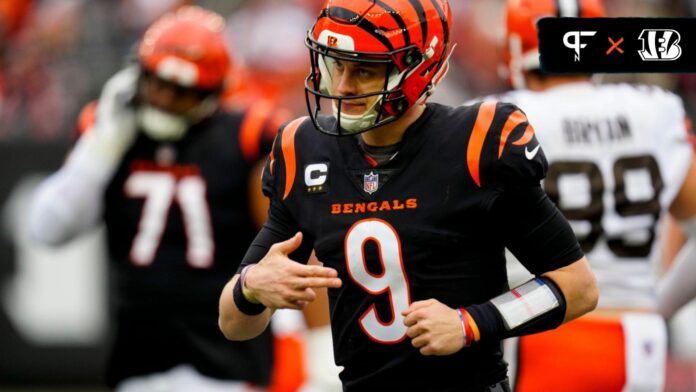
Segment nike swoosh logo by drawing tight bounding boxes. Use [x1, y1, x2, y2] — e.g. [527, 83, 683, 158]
[525, 145, 541, 160]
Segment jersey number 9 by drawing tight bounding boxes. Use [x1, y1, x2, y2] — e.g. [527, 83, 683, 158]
[345, 218, 411, 344]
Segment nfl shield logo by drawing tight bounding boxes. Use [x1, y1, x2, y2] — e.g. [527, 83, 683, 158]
[363, 171, 379, 194]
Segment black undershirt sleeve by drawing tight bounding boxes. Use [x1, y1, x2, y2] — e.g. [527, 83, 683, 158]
[489, 184, 584, 275]
[235, 199, 314, 275]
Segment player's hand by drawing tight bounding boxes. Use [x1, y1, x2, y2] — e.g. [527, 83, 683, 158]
[61, 67, 140, 190]
[90, 66, 139, 164]
[402, 299, 464, 356]
[244, 232, 342, 310]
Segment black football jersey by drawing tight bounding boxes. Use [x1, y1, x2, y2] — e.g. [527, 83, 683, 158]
[241, 102, 583, 391]
[100, 108, 276, 386]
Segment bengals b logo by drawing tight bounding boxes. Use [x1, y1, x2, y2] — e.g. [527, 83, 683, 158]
[328, 35, 338, 48]
[638, 29, 682, 61]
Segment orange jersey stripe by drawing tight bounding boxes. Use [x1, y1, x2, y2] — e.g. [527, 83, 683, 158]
[239, 100, 274, 163]
[511, 123, 535, 146]
[269, 136, 277, 176]
[467, 101, 497, 187]
[281, 117, 306, 200]
[498, 110, 527, 158]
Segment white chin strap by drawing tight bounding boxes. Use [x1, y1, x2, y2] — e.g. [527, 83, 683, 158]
[332, 98, 383, 134]
[137, 105, 189, 142]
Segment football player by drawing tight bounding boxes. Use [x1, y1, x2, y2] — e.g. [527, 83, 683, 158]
[657, 129, 696, 319]
[29, 6, 280, 391]
[476, 1, 696, 390]
[218, 1, 598, 391]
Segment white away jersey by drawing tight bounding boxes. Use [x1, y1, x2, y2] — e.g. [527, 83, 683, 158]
[491, 82, 692, 309]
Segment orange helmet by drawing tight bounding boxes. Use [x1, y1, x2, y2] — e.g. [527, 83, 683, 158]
[0, 0, 33, 38]
[138, 6, 231, 92]
[305, 0, 452, 136]
[505, 0, 605, 89]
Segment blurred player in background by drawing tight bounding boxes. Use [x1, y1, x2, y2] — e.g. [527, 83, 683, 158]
[479, 1, 696, 390]
[28, 6, 282, 391]
[219, 0, 598, 391]
[222, 0, 314, 115]
[657, 127, 696, 320]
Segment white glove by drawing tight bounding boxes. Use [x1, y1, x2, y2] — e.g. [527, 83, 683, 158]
[80, 65, 140, 171]
[28, 67, 140, 246]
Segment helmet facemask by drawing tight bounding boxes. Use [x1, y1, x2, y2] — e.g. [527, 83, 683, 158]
[305, 34, 423, 136]
[136, 70, 221, 142]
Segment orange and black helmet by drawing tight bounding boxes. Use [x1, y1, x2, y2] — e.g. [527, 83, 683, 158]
[504, 0, 605, 89]
[138, 6, 231, 92]
[305, 0, 452, 136]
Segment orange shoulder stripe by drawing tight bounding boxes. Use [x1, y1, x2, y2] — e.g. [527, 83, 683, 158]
[77, 101, 98, 136]
[498, 110, 528, 158]
[511, 123, 536, 146]
[269, 136, 277, 176]
[281, 117, 307, 200]
[467, 101, 497, 187]
[239, 100, 274, 162]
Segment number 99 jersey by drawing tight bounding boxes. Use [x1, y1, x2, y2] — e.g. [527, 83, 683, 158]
[495, 83, 692, 309]
[240, 102, 584, 390]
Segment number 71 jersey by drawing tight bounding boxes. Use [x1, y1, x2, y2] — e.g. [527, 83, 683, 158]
[101, 109, 274, 309]
[496, 83, 692, 309]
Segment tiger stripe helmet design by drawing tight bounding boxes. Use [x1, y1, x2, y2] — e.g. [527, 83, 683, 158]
[505, 0, 605, 89]
[305, 0, 453, 136]
[138, 6, 231, 92]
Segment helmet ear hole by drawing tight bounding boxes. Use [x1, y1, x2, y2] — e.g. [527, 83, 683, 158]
[383, 96, 408, 116]
[396, 98, 408, 113]
[403, 50, 422, 68]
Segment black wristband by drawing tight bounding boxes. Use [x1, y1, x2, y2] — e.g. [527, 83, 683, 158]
[232, 266, 266, 316]
[466, 276, 567, 342]
[465, 301, 506, 342]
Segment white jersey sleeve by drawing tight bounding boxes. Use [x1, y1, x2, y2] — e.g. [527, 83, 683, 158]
[29, 131, 116, 246]
[493, 83, 692, 309]
[29, 67, 139, 246]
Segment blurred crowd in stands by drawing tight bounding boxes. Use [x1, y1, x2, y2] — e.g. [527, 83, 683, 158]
[1, 0, 693, 143]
